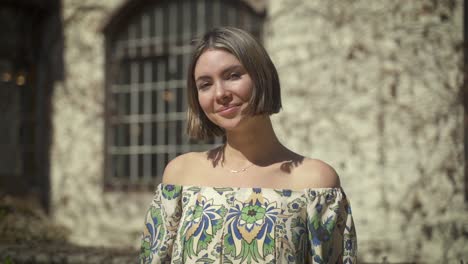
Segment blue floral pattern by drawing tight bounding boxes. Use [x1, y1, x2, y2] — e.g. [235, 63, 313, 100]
[223, 191, 283, 263]
[140, 184, 357, 263]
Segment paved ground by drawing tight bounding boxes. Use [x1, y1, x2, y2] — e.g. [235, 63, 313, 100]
[0, 243, 137, 264]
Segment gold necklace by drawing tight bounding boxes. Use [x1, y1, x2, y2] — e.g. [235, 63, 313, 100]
[223, 162, 255, 173]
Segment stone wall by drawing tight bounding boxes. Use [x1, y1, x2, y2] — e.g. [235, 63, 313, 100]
[50, 0, 268, 251]
[51, 0, 467, 262]
[266, 0, 466, 262]
[51, 0, 154, 248]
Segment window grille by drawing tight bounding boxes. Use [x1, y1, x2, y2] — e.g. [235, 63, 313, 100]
[104, 0, 264, 190]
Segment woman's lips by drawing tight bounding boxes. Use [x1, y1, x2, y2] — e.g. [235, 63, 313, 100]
[216, 104, 241, 117]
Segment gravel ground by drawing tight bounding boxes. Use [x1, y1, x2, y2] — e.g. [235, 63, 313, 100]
[0, 196, 138, 263]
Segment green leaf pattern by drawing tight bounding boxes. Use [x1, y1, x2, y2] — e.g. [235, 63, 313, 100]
[140, 185, 357, 263]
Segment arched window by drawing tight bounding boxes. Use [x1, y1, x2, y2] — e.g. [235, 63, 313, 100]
[103, 0, 264, 190]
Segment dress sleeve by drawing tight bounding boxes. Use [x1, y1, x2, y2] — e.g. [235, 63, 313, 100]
[306, 188, 357, 264]
[140, 184, 183, 264]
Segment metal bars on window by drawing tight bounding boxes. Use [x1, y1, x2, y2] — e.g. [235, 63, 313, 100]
[105, 0, 263, 189]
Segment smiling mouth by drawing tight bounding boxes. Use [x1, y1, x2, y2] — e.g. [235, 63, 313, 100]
[216, 104, 241, 116]
[217, 104, 240, 112]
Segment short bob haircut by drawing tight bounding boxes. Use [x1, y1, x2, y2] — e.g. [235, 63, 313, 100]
[186, 27, 282, 140]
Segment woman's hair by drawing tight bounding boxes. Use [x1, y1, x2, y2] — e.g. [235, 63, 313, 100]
[186, 26, 282, 140]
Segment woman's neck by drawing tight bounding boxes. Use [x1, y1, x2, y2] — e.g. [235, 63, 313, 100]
[223, 115, 289, 166]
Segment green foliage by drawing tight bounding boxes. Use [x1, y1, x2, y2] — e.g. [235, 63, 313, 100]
[0, 207, 8, 221]
[2, 256, 14, 264]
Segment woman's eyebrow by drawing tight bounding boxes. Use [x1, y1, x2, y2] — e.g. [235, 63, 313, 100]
[195, 64, 244, 82]
[221, 64, 243, 75]
[195, 75, 211, 83]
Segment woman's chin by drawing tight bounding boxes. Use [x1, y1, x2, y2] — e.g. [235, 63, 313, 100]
[214, 120, 244, 132]
[217, 123, 239, 131]
[211, 114, 261, 133]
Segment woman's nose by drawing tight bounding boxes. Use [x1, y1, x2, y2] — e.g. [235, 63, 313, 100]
[215, 81, 232, 103]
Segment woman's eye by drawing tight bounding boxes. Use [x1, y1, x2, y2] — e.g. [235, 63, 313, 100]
[198, 83, 210, 90]
[229, 72, 241, 79]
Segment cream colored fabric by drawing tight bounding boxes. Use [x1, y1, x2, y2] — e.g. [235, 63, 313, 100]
[140, 184, 357, 264]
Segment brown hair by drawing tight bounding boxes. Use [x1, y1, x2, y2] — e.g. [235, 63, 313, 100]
[186, 27, 281, 140]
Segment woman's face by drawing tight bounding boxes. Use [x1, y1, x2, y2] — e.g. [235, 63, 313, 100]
[194, 49, 253, 131]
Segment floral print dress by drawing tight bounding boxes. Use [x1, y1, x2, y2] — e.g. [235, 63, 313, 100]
[140, 184, 357, 264]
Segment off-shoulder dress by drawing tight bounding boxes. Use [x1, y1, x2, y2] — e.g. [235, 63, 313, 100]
[140, 184, 357, 264]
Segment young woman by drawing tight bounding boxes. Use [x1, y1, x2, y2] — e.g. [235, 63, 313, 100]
[140, 27, 357, 264]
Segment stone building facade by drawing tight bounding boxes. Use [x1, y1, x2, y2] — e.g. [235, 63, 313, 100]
[267, 1, 466, 262]
[50, 0, 466, 262]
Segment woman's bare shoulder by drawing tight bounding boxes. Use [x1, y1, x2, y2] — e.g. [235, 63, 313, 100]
[291, 158, 341, 189]
[161, 151, 207, 185]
